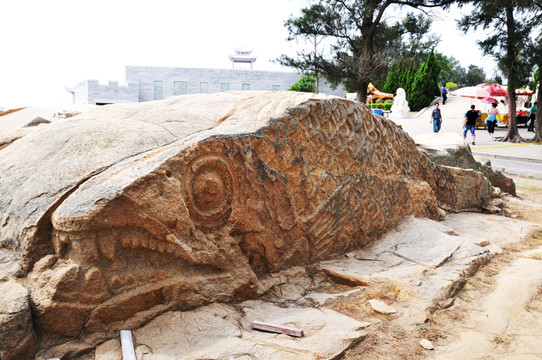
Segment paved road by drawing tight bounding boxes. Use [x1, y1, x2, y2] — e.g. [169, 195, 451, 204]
[388, 95, 542, 178]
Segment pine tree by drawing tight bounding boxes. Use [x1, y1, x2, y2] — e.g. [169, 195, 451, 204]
[408, 50, 441, 111]
[383, 62, 400, 94]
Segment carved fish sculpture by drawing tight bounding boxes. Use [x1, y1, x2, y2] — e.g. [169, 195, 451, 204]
[0, 91, 491, 338]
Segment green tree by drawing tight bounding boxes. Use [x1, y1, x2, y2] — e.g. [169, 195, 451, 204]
[288, 75, 317, 93]
[382, 61, 401, 94]
[464, 65, 486, 86]
[436, 54, 467, 87]
[408, 49, 442, 110]
[451, 0, 536, 142]
[278, 4, 331, 93]
[278, 0, 450, 103]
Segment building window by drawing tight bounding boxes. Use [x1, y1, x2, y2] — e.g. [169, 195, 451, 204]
[221, 83, 229, 92]
[154, 81, 162, 100]
[242, 84, 251, 91]
[200, 82, 208, 93]
[272, 85, 281, 91]
[174, 81, 187, 95]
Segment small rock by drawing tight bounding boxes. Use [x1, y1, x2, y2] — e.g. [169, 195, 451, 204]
[476, 240, 490, 247]
[420, 339, 434, 350]
[487, 244, 503, 255]
[368, 299, 397, 314]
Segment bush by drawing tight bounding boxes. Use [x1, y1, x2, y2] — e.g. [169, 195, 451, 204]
[366, 103, 392, 111]
[288, 76, 316, 92]
[446, 82, 457, 90]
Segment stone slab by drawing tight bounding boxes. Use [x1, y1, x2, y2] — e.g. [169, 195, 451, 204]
[121, 301, 369, 360]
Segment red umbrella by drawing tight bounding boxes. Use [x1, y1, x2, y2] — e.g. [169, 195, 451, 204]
[480, 97, 498, 104]
[452, 86, 491, 99]
[475, 83, 508, 97]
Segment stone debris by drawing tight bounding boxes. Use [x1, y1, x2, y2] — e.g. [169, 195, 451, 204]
[414, 132, 516, 196]
[96, 301, 371, 360]
[368, 299, 397, 314]
[420, 339, 434, 350]
[36, 213, 541, 359]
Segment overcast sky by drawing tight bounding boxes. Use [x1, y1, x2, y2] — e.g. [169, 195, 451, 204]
[0, 0, 495, 108]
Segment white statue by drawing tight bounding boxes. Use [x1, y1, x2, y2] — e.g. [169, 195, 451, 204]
[390, 88, 410, 119]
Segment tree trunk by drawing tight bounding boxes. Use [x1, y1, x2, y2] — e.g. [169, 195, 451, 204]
[357, 79, 369, 103]
[501, 5, 522, 143]
[532, 85, 542, 142]
[313, 36, 320, 94]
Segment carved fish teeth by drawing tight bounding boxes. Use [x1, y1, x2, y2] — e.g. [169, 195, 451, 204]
[140, 237, 149, 249]
[120, 237, 131, 248]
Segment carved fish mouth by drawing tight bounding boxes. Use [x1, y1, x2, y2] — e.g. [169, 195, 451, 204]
[33, 220, 255, 337]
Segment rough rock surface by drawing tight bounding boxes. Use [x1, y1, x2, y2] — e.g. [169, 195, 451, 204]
[55, 212, 538, 360]
[0, 280, 37, 360]
[414, 133, 516, 196]
[115, 301, 371, 360]
[0, 92, 492, 349]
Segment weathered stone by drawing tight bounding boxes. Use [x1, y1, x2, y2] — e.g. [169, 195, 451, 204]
[95, 339, 122, 360]
[414, 133, 516, 196]
[0, 280, 37, 360]
[420, 339, 434, 350]
[368, 299, 397, 314]
[123, 301, 370, 360]
[0, 248, 21, 281]
[0, 92, 492, 342]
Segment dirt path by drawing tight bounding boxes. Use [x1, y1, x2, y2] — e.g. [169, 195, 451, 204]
[427, 176, 542, 360]
[341, 175, 542, 359]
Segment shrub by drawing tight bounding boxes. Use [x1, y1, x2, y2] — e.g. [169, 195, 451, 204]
[288, 76, 316, 93]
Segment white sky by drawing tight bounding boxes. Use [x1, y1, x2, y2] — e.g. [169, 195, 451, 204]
[0, 0, 495, 108]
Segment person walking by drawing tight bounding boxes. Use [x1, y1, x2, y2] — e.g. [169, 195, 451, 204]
[485, 102, 499, 140]
[528, 101, 537, 132]
[441, 85, 448, 105]
[464, 104, 478, 145]
[430, 103, 443, 133]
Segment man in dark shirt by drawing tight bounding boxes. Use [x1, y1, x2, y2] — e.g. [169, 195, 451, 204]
[441, 85, 448, 105]
[430, 103, 443, 133]
[464, 104, 478, 145]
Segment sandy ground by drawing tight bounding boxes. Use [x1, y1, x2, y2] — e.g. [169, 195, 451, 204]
[340, 175, 542, 359]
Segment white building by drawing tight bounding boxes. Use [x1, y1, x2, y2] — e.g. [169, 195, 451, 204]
[67, 51, 346, 105]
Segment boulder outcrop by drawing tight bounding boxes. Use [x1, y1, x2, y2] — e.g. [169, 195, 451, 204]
[414, 133, 516, 196]
[0, 91, 492, 349]
[0, 280, 36, 360]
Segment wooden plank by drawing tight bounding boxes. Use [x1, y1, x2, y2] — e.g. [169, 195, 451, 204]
[251, 320, 304, 337]
[120, 330, 137, 360]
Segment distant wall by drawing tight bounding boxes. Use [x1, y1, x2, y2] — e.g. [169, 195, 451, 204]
[125, 66, 346, 102]
[69, 67, 346, 104]
[72, 80, 138, 105]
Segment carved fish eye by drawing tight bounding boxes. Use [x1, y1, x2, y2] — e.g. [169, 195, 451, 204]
[184, 154, 234, 232]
